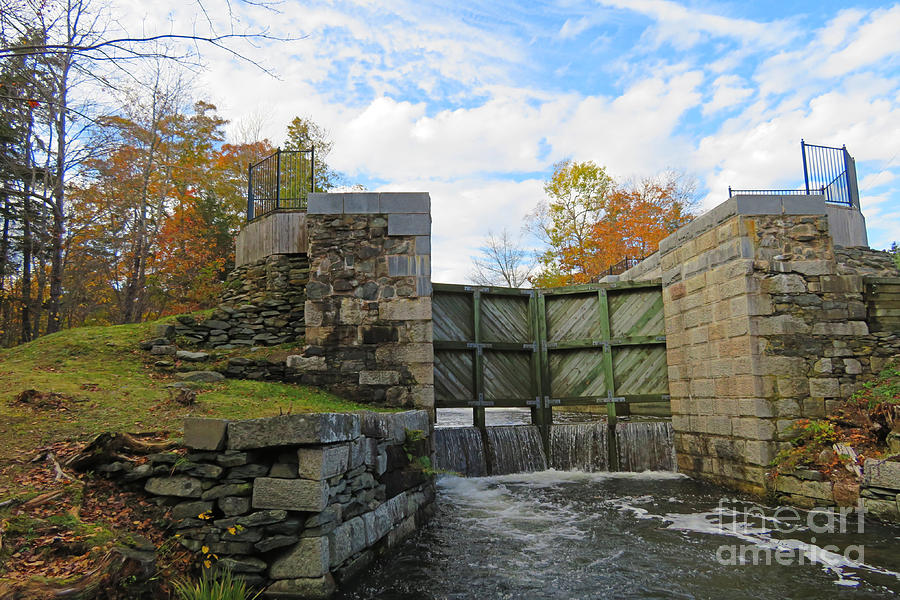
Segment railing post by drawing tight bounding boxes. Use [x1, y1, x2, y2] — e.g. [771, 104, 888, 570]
[247, 161, 253, 221]
[275, 149, 282, 210]
[801, 139, 810, 194]
[842, 145, 851, 207]
[310, 146, 316, 197]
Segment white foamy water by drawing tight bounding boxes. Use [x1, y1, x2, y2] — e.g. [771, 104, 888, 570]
[337, 471, 900, 600]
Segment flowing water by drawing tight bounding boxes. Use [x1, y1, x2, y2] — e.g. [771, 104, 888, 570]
[335, 471, 900, 599]
[616, 421, 675, 472]
[434, 421, 675, 476]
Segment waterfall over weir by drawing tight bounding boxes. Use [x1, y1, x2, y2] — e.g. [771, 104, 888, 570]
[434, 421, 675, 477]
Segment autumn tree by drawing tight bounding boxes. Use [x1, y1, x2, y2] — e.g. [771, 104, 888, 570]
[528, 162, 696, 286]
[469, 229, 535, 288]
[527, 160, 615, 286]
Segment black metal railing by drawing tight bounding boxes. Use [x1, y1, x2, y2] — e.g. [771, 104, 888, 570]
[605, 256, 643, 277]
[803, 141, 856, 207]
[728, 141, 859, 208]
[247, 148, 315, 221]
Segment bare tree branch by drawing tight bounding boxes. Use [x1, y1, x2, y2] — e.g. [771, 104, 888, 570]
[470, 229, 536, 288]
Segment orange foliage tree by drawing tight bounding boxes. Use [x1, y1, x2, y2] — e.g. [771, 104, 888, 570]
[530, 163, 696, 287]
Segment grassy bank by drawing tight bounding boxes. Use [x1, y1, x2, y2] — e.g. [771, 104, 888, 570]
[0, 317, 370, 493]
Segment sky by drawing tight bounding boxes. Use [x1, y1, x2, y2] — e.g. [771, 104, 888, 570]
[115, 0, 900, 282]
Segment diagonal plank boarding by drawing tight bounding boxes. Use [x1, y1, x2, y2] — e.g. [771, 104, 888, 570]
[433, 281, 670, 420]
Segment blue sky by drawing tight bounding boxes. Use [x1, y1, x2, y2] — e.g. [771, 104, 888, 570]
[121, 0, 900, 281]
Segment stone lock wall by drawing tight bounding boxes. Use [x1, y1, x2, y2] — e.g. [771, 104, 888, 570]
[292, 193, 435, 411]
[95, 411, 435, 599]
[163, 254, 309, 348]
[659, 195, 900, 495]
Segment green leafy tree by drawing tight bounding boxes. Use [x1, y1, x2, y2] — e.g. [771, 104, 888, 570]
[284, 116, 343, 191]
[526, 160, 615, 286]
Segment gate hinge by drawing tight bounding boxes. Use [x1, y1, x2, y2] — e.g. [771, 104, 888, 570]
[592, 340, 611, 351]
[655, 335, 666, 342]
[523, 343, 537, 352]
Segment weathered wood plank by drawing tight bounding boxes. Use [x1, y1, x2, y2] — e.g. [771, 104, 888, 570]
[235, 211, 307, 266]
[484, 351, 533, 400]
[433, 292, 474, 342]
[546, 294, 602, 341]
[434, 350, 474, 404]
[481, 295, 530, 343]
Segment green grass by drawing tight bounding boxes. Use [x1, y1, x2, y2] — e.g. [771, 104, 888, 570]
[0, 316, 376, 491]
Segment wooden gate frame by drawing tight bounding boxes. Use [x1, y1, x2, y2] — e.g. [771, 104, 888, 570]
[433, 280, 670, 466]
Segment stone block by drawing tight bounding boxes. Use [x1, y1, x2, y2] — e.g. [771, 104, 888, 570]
[219, 496, 251, 517]
[813, 358, 832, 374]
[387, 213, 430, 236]
[379, 192, 430, 214]
[342, 193, 380, 213]
[361, 411, 430, 441]
[252, 478, 329, 512]
[269, 537, 330, 579]
[732, 417, 775, 441]
[762, 273, 807, 294]
[755, 314, 809, 336]
[150, 344, 177, 355]
[375, 343, 434, 364]
[809, 378, 841, 398]
[175, 371, 225, 383]
[145, 476, 203, 498]
[170, 500, 214, 521]
[414, 236, 431, 255]
[328, 516, 368, 567]
[379, 297, 432, 321]
[811, 321, 868, 336]
[264, 575, 336, 599]
[298, 444, 350, 480]
[843, 358, 862, 375]
[864, 459, 900, 490]
[359, 370, 401, 386]
[227, 413, 360, 449]
[744, 440, 774, 465]
[286, 354, 327, 371]
[183, 418, 228, 451]
[307, 193, 344, 215]
[863, 498, 900, 522]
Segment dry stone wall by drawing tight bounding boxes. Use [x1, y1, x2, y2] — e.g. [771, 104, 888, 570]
[94, 411, 435, 599]
[294, 193, 434, 410]
[144, 254, 309, 349]
[659, 195, 900, 495]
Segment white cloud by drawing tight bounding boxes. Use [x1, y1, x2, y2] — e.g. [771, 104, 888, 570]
[703, 75, 754, 115]
[559, 17, 591, 39]
[598, 0, 797, 50]
[104, 0, 900, 273]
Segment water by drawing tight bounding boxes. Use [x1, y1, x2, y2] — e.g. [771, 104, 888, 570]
[336, 471, 900, 599]
[433, 421, 675, 476]
[484, 426, 547, 475]
[433, 427, 488, 477]
[617, 421, 675, 472]
[550, 423, 609, 471]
